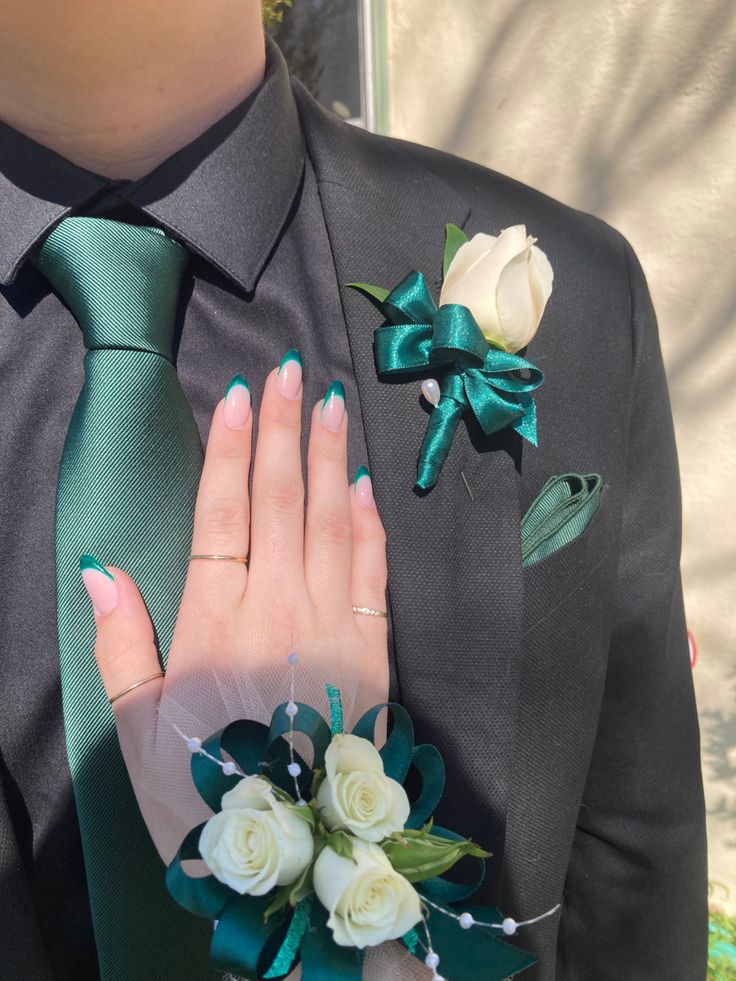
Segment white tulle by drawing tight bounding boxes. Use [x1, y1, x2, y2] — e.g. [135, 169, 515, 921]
[134, 641, 435, 979]
[225, 944, 434, 981]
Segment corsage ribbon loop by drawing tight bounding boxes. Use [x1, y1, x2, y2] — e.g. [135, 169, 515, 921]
[367, 270, 544, 490]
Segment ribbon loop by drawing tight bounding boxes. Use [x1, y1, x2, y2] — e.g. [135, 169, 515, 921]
[364, 272, 544, 490]
[429, 303, 490, 366]
[383, 269, 438, 325]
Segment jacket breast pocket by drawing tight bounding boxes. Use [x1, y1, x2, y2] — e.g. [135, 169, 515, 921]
[521, 485, 617, 636]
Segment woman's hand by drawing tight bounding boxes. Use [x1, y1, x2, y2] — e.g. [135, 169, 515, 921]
[81, 354, 389, 862]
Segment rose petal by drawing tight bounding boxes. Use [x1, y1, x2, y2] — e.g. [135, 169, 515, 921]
[440, 225, 532, 344]
[387, 776, 411, 830]
[313, 845, 356, 918]
[220, 774, 275, 812]
[495, 247, 537, 352]
[529, 244, 554, 325]
[391, 880, 423, 938]
[440, 231, 497, 298]
[325, 733, 385, 781]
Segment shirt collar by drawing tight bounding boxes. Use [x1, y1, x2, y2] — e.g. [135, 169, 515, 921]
[0, 34, 305, 292]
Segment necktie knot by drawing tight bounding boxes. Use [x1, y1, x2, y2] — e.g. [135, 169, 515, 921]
[33, 216, 188, 360]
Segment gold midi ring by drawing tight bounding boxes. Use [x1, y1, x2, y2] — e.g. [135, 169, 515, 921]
[189, 554, 248, 564]
[109, 671, 165, 705]
[352, 605, 388, 618]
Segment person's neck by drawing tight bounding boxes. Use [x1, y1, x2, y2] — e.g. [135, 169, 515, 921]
[0, 1, 266, 180]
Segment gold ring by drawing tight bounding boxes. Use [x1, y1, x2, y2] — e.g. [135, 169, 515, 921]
[109, 671, 165, 705]
[352, 605, 388, 618]
[189, 554, 248, 564]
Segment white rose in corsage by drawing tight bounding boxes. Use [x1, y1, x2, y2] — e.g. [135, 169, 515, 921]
[313, 839, 423, 948]
[198, 774, 314, 896]
[439, 224, 554, 353]
[316, 732, 410, 842]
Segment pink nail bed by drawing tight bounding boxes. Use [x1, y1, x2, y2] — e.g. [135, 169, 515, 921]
[321, 381, 346, 432]
[224, 376, 251, 429]
[354, 466, 374, 509]
[276, 349, 303, 400]
[80, 555, 118, 616]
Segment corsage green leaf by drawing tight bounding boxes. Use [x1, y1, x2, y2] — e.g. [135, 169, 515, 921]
[383, 830, 491, 884]
[285, 802, 317, 830]
[442, 222, 469, 281]
[263, 883, 294, 921]
[288, 862, 315, 907]
[325, 830, 355, 860]
[263, 861, 316, 922]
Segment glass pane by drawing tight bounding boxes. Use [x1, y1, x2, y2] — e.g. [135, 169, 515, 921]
[267, 0, 364, 123]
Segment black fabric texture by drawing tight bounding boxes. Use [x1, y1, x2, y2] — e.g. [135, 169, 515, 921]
[0, 32, 707, 981]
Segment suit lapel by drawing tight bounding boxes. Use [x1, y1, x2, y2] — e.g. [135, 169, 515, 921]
[292, 78, 525, 900]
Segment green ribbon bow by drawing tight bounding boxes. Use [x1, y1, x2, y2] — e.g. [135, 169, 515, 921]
[348, 266, 544, 491]
[166, 691, 535, 981]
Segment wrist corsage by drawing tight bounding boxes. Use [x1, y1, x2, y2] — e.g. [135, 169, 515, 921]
[166, 657, 558, 980]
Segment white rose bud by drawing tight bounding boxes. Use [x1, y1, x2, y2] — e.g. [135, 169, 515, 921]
[199, 775, 313, 896]
[316, 733, 410, 843]
[439, 224, 553, 353]
[313, 840, 422, 948]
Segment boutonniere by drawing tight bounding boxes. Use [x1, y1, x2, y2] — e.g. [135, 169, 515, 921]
[347, 223, 553, 490]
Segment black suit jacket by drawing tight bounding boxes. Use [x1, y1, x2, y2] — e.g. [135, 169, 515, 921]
[0, 71, 707, 980]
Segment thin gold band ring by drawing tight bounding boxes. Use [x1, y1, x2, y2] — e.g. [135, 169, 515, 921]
[109, 671, 165, 705]
[189, 554, 248, 564]
[352, 606, 388, 618]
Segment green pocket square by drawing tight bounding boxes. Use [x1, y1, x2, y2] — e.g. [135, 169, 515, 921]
[521, 473, 603, 568]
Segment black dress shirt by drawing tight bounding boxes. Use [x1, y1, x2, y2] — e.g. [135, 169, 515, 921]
[0, 35, 371, 979]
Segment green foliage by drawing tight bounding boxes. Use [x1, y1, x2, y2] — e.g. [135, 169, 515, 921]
[442, 222, 469, 282]
[382, 823, 491, 884]
[345, 282, 392, 309]
[284, 801, 317, 830]
[262, 0, 293, 29]
[709, 906, 736, 980]
[325, 830, 355, 860]
[264, 862, 315, 921]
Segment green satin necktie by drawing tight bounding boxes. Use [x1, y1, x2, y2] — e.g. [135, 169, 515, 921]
[33, 216, 216, 979]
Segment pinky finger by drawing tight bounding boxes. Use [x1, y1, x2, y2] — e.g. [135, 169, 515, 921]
[349, 466, 388, 632]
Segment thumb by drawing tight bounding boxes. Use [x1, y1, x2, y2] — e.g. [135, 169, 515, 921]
[80, 555, 163, 725]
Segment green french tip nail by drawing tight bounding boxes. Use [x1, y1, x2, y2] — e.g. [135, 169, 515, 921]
[79, 554, 114, 580]
[278, 348, 302, 374]
[354, 465, 370, 485]
[226, 374, 249, 394]
[322, 380, 346, 409]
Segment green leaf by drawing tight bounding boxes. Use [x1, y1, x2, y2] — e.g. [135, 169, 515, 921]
[285, 802, 317, 830]
[442, 223, 469, 282]
[346, 281, 390, 302]
[309, 766, 325, 800]
[263, 883, 293, 921]
[289, 864, 314, 907]
[345, 281, 391, 315]
[265, 780, 296, 805]
[383, 831, 491, 883]
[326, 831, 355, 860]
[262, 0, 292, 29]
